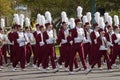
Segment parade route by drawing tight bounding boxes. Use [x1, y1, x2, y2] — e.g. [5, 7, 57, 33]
[0, 65, 120, 80]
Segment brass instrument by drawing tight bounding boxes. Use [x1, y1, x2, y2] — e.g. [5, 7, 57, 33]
[0, 39, 3, 48]
[104, 39, 111, 55]
[107, 47, 111, 55]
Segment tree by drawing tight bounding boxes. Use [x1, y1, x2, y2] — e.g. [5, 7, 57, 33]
[18, 0, 91, 18]
[17, 0, 92, 28]
[1, 0, 119, 27]
[0, 0, 13, 17]
[96, 0, 120, 18]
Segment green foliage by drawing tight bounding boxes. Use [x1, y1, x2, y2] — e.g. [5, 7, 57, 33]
[1, 0, 120, 18]
[0, 0, 120, 27]
[18, 0, 120, 18]
[96, 0, 120, 11]
[110, 9, 120, 20]
[0, 0, 13, 17]
[18, 0, 91, 18]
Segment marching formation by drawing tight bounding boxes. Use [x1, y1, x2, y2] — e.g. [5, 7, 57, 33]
[0, 6, 120, 75]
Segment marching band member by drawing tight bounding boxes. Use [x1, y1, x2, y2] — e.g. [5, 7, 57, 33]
[12, 25, 26, 71]
[83, 15, 93, 65]
[69, 18, 80, 72]
[42, 11, 58, 72]
[32, 14, 41, 68]
[10, 25, 19, 71]
[9, 14, 20, 70]
[12, 14, 26, 71]
[98, 17, 106, 65]
[36, 25, 45, 70]
[104, 15, 114, 66]
[58, 16, 79, 71]
[105, 26, 113, 50]
[0, 28, 3, 70]
[57, 11, 70, 71]
[105, 26, 114, 65]
[36, 15, 46, 69]
[2, 30, 10, 66]
[8, 26, 17, 64]
[57, 12, 67, 68]
[69, 6, 91, 74]
[90, 12, 101, 69]
[8, 14, 19, 64]
[110, 15, 120, 68]
[69, 18, 89, 74]
[24, 17, 34, 66]
[8, 14, 19, 63]
[90, 23, 101, 68]
[0, 43, 2, 71]
[0, 18, 8, 66]
[88, 28, 112, 74]
[32, 24, 40, 68]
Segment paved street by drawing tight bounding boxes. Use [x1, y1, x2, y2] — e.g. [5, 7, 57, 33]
[1, 64, 120, 80]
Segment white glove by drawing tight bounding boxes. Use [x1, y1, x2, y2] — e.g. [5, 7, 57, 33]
[51, 38, 56, 41]
[70, 41, 73, 45]
[94, 39, 97, 44]
[21, 38, 26, 42]
[105, 48, 108, 50]
[52, 38, 56, 43]
[114, 38, 120, 43]
[107, 42, 113, 47]
[17, 38, 25, 43]
[39, 42, 45, 46]
[102, 37, 106, 40]
[61, 39, 67, 44]
[99, 45, 108, 50]
[74, 37, 83, 43]
[84, 39, 91, 43]
[10, 41, 14, 45]
[46, 39, 53, 44]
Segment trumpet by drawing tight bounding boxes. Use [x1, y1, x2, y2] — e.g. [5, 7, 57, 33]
[0, 39, 3, 48]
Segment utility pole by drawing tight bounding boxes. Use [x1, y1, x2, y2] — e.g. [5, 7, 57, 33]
[91, 0, 96, 26]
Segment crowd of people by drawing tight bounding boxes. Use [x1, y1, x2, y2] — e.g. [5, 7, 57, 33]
[0, 6, 120, 75]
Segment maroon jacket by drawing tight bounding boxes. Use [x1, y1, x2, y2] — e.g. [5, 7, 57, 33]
[90, 31, 97, 44]
[8, 32, 14, 43]
[36, 33, 46, 45]
[105, 32, 111, 42]
[57, 28, 71, 45]
[70, 27, 78, 44]
[33, 31, 38, 43]
[112, 34, 118, 45]
[97, 36, 103, 49]
[12, 32, 19, 46]
[41, 31, 49, 45]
